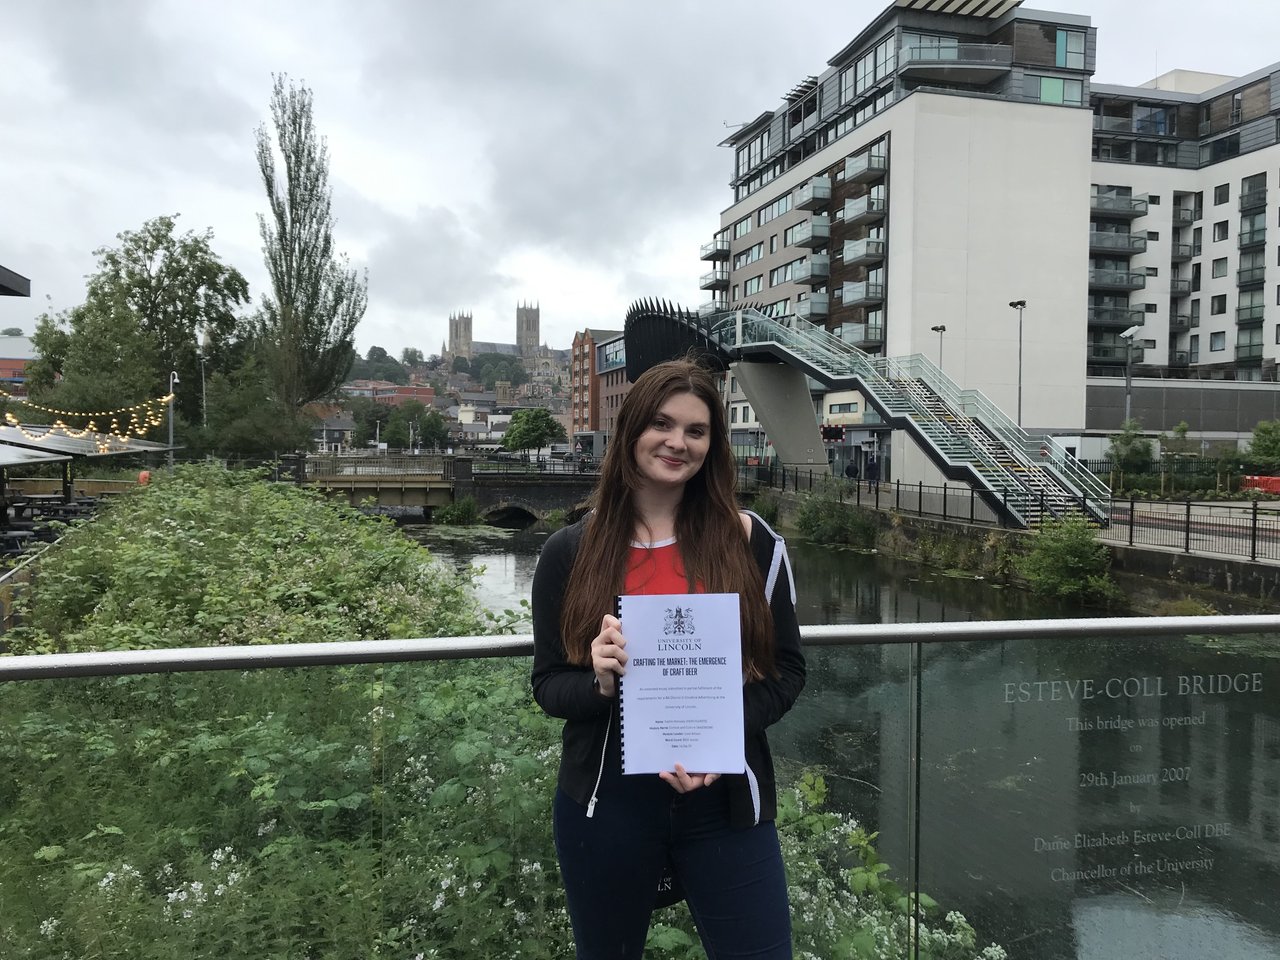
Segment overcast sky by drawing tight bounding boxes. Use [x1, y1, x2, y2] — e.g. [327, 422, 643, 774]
[3, 1, 1278, 359]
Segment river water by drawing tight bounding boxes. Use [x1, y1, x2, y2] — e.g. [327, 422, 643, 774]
[404, 523, 1280, 960]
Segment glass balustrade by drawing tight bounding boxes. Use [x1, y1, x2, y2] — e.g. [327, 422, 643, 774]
[2, 620, 1278, 959]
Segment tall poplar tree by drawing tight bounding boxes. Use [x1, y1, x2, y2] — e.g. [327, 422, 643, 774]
[255, 75, 367, 411]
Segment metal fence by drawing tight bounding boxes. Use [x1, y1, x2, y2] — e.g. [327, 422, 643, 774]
[1101, 498, 1280, 562]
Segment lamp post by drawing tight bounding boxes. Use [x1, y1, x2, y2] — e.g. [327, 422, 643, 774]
[930, 324, 946, 373]
[1119, 325, 1156, 424]
[196, 353, 208, 428]
[1008, 300, 1026, 427]
[168, 370, 180, 469]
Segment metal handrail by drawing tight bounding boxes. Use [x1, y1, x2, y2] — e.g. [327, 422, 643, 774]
[5, 617, 1280, 680]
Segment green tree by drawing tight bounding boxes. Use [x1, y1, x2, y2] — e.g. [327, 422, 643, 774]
[345, 395, 391, 448]
[25, 215, 249, 427]
[420, 409, 449, 450]
[502, 408, 566, 455]
[1, 327, 22, 336]
[1246, 419, 1280, 466]
[1107, 418, 1154, 473]
[255, 75, 367, 413]
[348, 345, 408, 384]
[400, 347, 424, 367]
[451, 355, 470, 374]
[204, 355, 315, 458]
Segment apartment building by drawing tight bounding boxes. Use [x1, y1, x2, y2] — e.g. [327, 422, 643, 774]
[705, 0, 1280, 469]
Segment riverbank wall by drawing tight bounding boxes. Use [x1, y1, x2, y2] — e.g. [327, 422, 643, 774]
[766, 491, 1279, 615]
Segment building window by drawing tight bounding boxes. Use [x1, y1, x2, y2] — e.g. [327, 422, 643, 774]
[731, 406, 738, 424]
[1189, 334, 1200, 363]
[770, 235, 778, 254]
[757, 194, 792, 227]
[1145, 266, 1159, 277]
[1213, 221, 1229, 241]
[1230, 92, 1242, 125]
[1211, 294, 1226, 315]
[1210, 331, 1225, 351]
[783, 223, 803, 247]
[733, 243, 764, 269]
[733, 217, 752, 239]
[743, 275, 763, 296]
[1055, 29, 1085, 68]
[1025, 75, 1084, 106]
[1190, 299, 1201, 326]
[1212, 257, 1228, 278]
[769, 259, 803, 286]
[1144, 303, 1158, 313]
[1147, 230, 1160, 241]
[1214, 184, 1229, 205]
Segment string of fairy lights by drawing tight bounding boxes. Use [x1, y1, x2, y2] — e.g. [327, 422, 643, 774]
[0, 387, 173, 453]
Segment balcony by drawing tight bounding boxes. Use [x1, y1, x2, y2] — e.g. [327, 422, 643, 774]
[791, 215, 831, 249]
[1087, 343, 1139, 363]
[1237, 304, 1266, 323]
[897, 42, 1012, 84]
[841, 280, 885, 306]
[698, 299, 729, 316]
[794, 293, 829, 321]
[1092, 115, 1178, 138]
[1169, 241, 1199, 262]
[1090, 194, 1148, 219]
[1236, 343, 1264, 361]
[1087, 307, 1145, 328]
[1239, 190, 1267, 212]
[842, 152, 888, 184]
[842, 237, 886, 266]
[699, 268, 730, 291]
[1168, 349, 1190, 367]
[1088, 232, 1147, 255]
[700, 238, 731, 261]
[794, 176, 832, 211]
[1088, 269, 1146, 291]
[792, 255, 829, 286]
[1172, 207, 1198, 225]
[1239, 228, 1266, 249]
[1169, 278, 1192, 297]
[1169, 313, 1192, 332]
[841, 195, 886, 225]
[841, 321, 884, 347]
[1237, 266, 1266, 287]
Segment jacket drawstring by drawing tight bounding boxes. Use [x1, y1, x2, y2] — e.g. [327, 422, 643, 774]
[586, 709, 611, 817]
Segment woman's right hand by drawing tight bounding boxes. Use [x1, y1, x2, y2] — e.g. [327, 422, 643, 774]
[590, 614, 627, 698]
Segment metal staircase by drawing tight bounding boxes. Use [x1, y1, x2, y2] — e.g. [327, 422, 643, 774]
[703, 308, 1110, 528]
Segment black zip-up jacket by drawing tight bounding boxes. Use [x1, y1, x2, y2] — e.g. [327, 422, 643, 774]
[530, 511, 805, 829]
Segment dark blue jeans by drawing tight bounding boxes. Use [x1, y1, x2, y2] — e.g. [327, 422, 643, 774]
[552, 770, 792, 959]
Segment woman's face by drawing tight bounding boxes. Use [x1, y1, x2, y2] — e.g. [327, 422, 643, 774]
[632, 391, 712, 492]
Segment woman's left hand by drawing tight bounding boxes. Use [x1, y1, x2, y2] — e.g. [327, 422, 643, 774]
[659, 763, 719, 794]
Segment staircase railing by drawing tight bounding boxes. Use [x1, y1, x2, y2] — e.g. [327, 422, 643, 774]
[705, 309, 1110, 525]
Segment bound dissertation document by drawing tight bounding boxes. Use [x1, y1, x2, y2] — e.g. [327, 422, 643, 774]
[618, 592, 745, 776]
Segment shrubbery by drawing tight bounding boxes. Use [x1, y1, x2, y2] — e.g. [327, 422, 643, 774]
[433, 494, 480, 525]
[795, 488, 878, 548]
[1020, 515, 1120, 608]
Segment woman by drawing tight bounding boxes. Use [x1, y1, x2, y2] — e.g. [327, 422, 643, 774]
[531, 358, 805, 958]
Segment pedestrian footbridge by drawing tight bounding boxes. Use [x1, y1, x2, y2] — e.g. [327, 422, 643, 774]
[623, 300, 1109, 530]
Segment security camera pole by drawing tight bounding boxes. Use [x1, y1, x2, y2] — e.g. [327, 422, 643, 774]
[1007, 300, 1026, 426]
[930, 324, 947, 373]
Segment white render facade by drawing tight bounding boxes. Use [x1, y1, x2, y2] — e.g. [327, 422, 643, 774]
[707, 0, 1280, 477]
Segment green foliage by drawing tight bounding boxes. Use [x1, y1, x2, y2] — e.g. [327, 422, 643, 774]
[796, 488, 877, 548]
[347, 345, 408, 385]
[434, 496, 480, 526]
[26, 214, 249, 428]
[744, 491, 780, 525]
[1246, 419, 1280, 468]
[5, 465, 492, 656]
[1108, 419, 1154, 474]
[471, 352, 528, 390]
[502, 408, 566, 454]
[451, 355, 470, 374]
[400, 347, 425, 367]
[1020, 515, 1120, 608]
[203, 355, 316, 459]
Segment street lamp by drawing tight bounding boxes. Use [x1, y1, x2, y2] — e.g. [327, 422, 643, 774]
[196, 353, 208, 428]
[1008, 300, 1026, 427]
[168, 370, 180, 469]
[930, 324, 946, 373]
[1118, 325, 1156, 423]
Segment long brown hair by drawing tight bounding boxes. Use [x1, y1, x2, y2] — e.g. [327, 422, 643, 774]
[559, 358, 776, 679]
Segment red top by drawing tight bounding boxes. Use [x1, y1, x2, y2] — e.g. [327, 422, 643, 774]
[624, 539, 702, 595]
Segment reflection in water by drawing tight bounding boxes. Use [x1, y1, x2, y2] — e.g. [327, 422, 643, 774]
[407, 525, 1280, 960]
